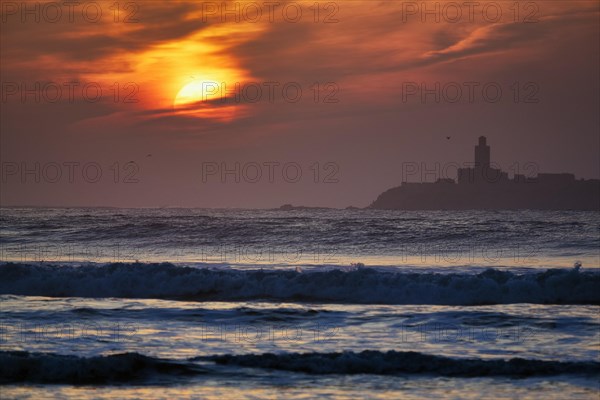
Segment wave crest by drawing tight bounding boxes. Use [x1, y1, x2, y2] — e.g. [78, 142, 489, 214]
[2, 350, 597, 384]
[204, 350, 600, 377]
[1, 263, 599, 305]
[0, 351, 201, 384]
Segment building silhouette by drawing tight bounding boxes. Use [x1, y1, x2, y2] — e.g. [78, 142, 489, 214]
[370, 137, 599, 210]
[457, 136, 509, 185]
[475, 135, 490, 168]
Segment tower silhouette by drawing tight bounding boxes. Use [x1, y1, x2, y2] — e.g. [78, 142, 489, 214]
[475, 136, 490, 169]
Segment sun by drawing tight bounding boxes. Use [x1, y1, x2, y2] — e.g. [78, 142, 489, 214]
[173, 79, 241, 121]
[174, 79, 222, 107]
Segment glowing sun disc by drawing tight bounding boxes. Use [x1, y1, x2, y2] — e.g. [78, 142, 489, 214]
[174, 80, 222, 107]
[173, 80, 241, 122]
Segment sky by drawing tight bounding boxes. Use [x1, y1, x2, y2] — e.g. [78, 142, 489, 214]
[1, 0, 599, 208]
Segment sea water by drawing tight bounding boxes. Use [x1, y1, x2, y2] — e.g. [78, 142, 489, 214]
[1, 208, 599, 399]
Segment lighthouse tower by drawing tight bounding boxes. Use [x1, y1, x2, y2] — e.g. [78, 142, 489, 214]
[457, 136, 507, 184]
[475, 136, 490, 169]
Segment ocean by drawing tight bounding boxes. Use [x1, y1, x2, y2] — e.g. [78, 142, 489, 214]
[1, 208, 599, 399]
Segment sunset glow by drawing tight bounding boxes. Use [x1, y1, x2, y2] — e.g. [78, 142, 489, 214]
[1, 1, 599, 398]
[1, 0, 598, 206]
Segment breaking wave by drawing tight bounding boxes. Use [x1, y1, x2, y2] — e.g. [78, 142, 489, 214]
[1, 262, 599, 305]
[1, 350, 597, 384]
[0, 351, 202, 384]
[202, 350, 600, 377]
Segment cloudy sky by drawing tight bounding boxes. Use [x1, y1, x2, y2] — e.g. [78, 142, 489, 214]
[1, 1, 598, 208]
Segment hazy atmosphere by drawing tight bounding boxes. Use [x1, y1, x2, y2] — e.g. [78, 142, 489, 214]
[1, 2, 599, 399]
[1, 1, 598, 208]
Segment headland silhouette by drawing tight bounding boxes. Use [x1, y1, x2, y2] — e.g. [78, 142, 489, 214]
[370, 137, 600, 210]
